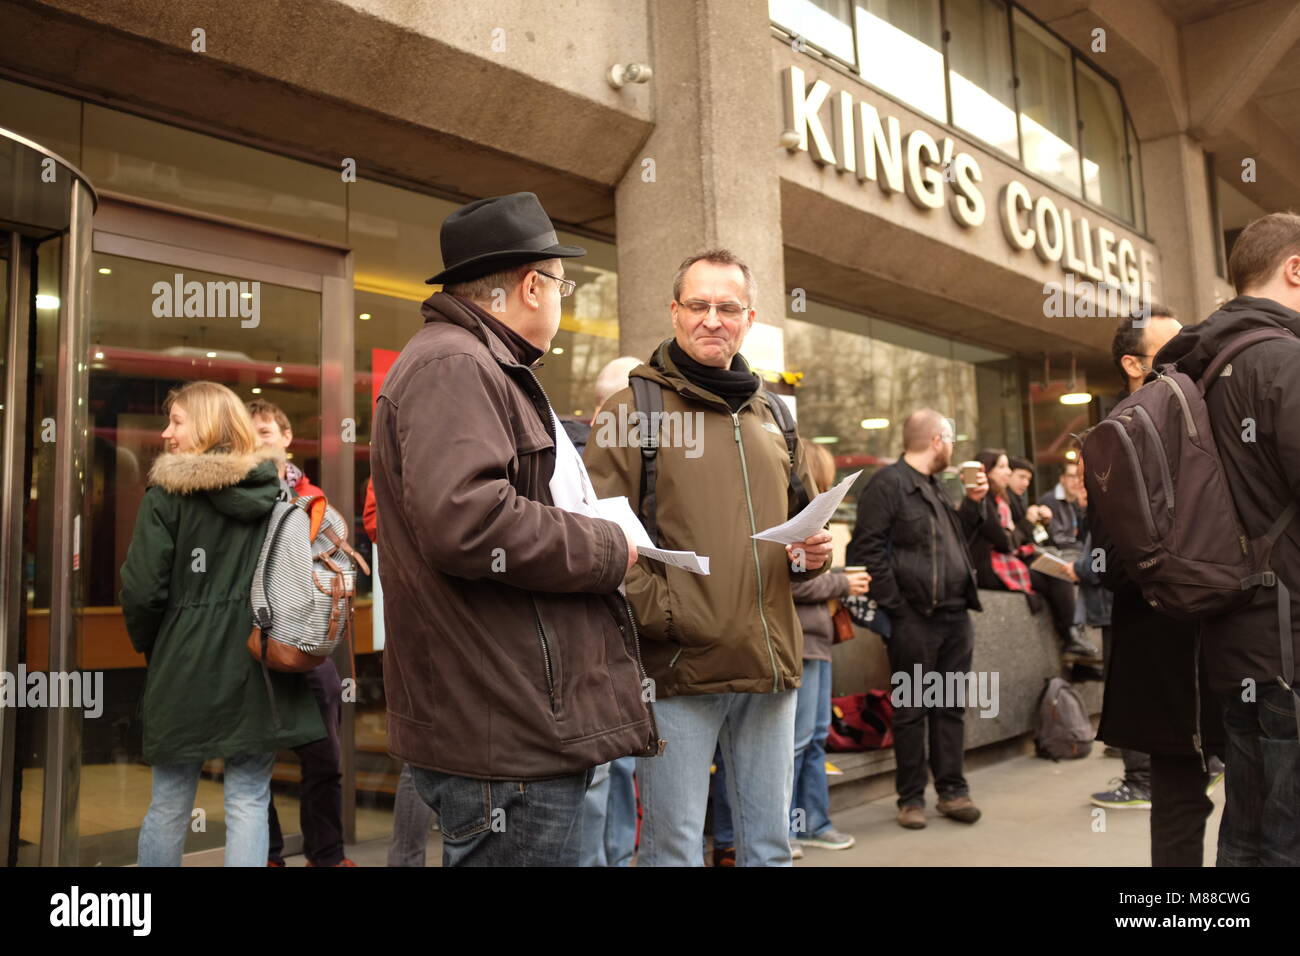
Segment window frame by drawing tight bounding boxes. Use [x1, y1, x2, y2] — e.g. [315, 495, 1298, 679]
[770, 0, 1147, 233]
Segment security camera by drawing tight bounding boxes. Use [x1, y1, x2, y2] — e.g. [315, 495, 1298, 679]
[608, 63, 653, 89]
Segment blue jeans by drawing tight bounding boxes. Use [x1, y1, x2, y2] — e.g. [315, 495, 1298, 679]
[637, 691, 796, 867]
[387, 763, 435, 867]
[790, 658, 834, 839]
[579, 756, 638, 866]
[1217, 683, 1300, 866]
[137, 752, 275, 866]
[411, 766, 591, 866]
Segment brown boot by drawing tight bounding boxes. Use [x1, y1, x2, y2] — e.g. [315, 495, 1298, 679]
[896, 806, 926, 829]
[936, 796, 982, 824]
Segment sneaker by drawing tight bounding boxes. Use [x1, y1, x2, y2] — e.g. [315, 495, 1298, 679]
[824, 760, 844, 776]
[1063, 638, 1102, 660]
[936, 796, 982, 823]
[267, 859, 285, 868]
[1206, 756, 1226, 795]
[791, 843, 804, 860]
[897, 805, 926, 829]
[796, 828, 856, 850]
[1090, 779, 1151, 809]
[306, 858, 358, 867]
[711, 845, 735, 867]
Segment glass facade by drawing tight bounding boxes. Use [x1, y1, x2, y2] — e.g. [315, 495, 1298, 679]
[0, 77, 622, 863]
[783, 299, 1023, 514]
[771, 0, 1144, 227]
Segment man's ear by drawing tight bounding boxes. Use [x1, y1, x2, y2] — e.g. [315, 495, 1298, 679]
[1119, 354, 1142, 381]
[520, 270, 541, 310]
[1284, 254, 1300, 287]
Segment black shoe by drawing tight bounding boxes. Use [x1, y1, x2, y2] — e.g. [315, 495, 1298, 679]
[1070, 662, 1105, 682]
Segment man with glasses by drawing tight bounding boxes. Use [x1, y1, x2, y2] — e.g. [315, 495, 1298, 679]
[847, 410, 990, 829]
[372, 192, 657, 866]
[584, 249, 833, 866]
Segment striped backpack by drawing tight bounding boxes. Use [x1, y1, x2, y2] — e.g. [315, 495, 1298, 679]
[246, 492, 370, 675]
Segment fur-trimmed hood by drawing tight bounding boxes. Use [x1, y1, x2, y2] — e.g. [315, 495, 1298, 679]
[149, 446, 284, 522]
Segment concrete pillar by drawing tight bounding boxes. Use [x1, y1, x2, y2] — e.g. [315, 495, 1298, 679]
[614, 0, 787, 364]
[1139, 132, 1225, 323]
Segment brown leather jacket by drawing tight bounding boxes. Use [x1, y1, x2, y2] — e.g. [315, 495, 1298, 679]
[371, 292, 658, 780]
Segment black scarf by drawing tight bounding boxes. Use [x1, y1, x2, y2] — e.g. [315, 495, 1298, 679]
[667, 340, 760, 411]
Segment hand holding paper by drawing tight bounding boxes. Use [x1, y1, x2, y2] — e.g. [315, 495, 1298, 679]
[754, 470, 862, 545]
[594, 496, 711, 575]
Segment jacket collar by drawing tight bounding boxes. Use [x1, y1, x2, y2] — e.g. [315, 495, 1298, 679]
[1156, 294, 1300, 380]
[149, 446, 282, 495]
[420, 291, 543, 370]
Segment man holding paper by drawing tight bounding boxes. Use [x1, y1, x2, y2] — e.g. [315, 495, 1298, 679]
[584, 248, 831, 867]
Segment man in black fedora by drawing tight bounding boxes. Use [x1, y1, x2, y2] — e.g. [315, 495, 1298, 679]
[371, 192, 660, 866]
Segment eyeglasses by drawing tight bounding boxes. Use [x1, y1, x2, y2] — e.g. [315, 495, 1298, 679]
[535, 269, 576, 298]
[676, 299, 750, 319]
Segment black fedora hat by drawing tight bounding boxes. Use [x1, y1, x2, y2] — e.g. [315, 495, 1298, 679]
[426, 192, 586, 285]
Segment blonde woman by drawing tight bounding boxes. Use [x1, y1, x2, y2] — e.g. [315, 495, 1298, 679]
[122, 381, 324, 866]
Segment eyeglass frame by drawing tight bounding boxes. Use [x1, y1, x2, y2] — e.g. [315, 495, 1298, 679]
[673, 298, 752, 318]
[534, 268, 576, 298]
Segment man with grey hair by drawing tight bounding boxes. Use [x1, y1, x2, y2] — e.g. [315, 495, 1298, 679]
[585, 248, 833, 867]
[847, 409, 989, 829]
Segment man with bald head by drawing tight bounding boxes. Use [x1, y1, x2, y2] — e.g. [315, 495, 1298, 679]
[847, 409, 990, 829]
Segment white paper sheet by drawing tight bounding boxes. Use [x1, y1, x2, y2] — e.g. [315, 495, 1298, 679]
[594, 496, 711, 575]
[752, 470, 863, 545]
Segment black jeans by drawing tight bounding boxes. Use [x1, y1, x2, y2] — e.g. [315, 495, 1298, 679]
[1149, 753, 1213, 866]
[887, 603, 974, 808]
[1100, 627, 1152, 791]
[1217, 683, 1300, 866]
[1029, 569, 1076, 644]
[268, 658, 344, 866]
[411, 766, 592, 866]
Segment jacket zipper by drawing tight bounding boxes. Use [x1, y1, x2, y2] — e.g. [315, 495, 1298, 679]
[532, 597, 555, 709]
[930, 513, 939, 612]
[733, 411, 782, 693]
[1192, 626, 1207, 773]
[621, 593, 665, 756]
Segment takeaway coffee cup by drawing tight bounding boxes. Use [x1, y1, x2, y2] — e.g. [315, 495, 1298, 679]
[960, 461, 983, 488]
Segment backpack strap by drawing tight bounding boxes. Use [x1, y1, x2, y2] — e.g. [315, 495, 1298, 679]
[629, 377, 664, 546]
[1199, 328, 1296, 393]
[1241, 501, 1300, 739]
[761, 389, 812, 515]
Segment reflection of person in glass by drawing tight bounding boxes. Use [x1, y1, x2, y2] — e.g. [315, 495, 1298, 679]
[121, 381, 325, 866]
[248, 399, 353, 868]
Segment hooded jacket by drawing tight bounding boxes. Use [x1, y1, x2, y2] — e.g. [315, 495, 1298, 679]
[371, 292, 657, 781]
[582, 339, 825, 698]
[120, 447, 326, 765]
[1154, 294, 1300, 695]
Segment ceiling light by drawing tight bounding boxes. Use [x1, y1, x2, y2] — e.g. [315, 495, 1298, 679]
[552, 347, 564, 355]
[359, 312, 371, 320]
[275, 366, 283, 374]
[860, 418, 890, 429]
[35, 294, 59, 309]
[206, 351, 217, 358]
[97, 267, 112, 275]
[811, 436, 839, 444]
[251, 387, 262, 394]
[1060, 392, 1093, 405]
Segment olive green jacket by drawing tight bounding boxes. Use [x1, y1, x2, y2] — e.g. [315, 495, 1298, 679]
[584, 340, 825, 697]
[120, 447, 325, 765]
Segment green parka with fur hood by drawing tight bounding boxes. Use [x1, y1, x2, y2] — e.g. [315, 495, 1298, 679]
[120, 446, 325, 766]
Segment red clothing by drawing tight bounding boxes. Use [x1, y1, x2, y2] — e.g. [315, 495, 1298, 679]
[989, 496, 1034, 593]
[362, 478, 378, 543]
[293, 472, 325, 500]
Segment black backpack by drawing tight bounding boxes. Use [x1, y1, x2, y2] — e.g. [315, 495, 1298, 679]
[628, 377, 807, 544]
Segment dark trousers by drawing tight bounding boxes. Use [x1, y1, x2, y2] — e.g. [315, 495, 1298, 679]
[887, 604, 974, 808]
[1029, 569, 1076, 643]
[268, 658, 344, 866]
[1149, 753, 1213, 866]
[1217, 683, 1300, 866]
[1100, 627, 1152, 791]
[410, 766, 592, 866]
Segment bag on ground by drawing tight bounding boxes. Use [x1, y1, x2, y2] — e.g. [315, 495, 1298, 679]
[827, 690, 894, 752]
[1034, 677, 1094, 761]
